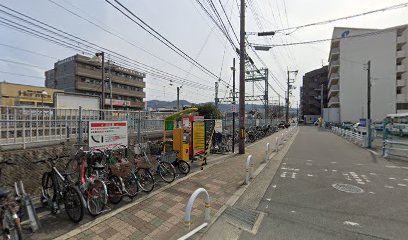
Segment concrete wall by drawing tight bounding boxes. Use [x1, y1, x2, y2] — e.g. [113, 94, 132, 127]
[323, 108, 340, 123]
[339, 29, 396, 122]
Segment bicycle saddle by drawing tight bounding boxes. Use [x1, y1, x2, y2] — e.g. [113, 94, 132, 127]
[92, 162, 105, 170]
[0, 188, 10, 199]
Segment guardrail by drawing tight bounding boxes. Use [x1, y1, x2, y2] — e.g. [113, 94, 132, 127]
[331, 127, 365, 147]
[383, 140, 408, 159]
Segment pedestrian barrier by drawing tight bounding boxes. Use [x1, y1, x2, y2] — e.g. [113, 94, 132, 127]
[331, 127, 365, 147]
[179, 188, 211, 240]
[383, 140, 408, 159]
[264, 143, 270, 163]
[245, 155, 254, 185]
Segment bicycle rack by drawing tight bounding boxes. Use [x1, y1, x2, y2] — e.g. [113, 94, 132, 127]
[15, 181, 41, 232]
[245, 155, 254, 185]
[178, 188, 210, 240]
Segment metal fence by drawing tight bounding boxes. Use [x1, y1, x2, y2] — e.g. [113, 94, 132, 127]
[0, 105, 281, 149]
[331, 126, 366, 147]
[0, 106, 167, 148]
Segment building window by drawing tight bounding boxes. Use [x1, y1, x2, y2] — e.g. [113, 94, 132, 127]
[397, 89, 402, 94]
[397, 103, 408, 110]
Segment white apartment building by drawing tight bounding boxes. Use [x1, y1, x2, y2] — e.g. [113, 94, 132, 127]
[327, 25, 408, 123]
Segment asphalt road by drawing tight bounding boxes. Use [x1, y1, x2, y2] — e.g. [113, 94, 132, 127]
[240, 126, 408, 240]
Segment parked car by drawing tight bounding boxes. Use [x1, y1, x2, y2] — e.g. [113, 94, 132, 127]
[342, 121, 353, 130]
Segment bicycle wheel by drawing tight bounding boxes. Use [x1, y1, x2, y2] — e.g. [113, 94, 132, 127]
[107, 175, 123, 204]
[65, 158, 80, 184]
[2, 208, 22, 240]
[122, 172, 139, 198]
[177, 160, 190, 175]
[63, 186, 84, 223]
[86, 179, 107, 216]
[157, 162, 176, 183]
[136, 169, 155, 193]
[41, 171, 57, 202]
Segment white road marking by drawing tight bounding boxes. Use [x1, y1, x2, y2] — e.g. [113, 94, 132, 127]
[331, 161, 337, 164]
[369, 173, 377, 175]
[385, 185, 394, 189]
[272, 185, 277, 188]
[290, 210, 296, 213]
[356, 182, 365, 185]
[369, 192, 375, 194]
[397, 183, 407, 187]
[280, 172, 287, 178]
[282, 162, 287, 165]
[402, 167, 408, 170]
[324, 169, 328, 172]
[291, 172, 297, 179]
[355, 163, 363, 166]
[389, 177, 396, 180]
[307, 174, 313, 177]
[343, 221, 360, 227]
[265, 205, 268, 209]
[266, 198, 271, 201]
[404, 179, 408, 181]
[365, 180, 371, 183]
[306, 160, 313, 162]
[386, 165, 400, 169]
[367, 149, 379, 155]
[332, 169, 337, 172]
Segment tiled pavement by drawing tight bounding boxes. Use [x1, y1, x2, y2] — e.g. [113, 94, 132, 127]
[65, 132, 290, 240]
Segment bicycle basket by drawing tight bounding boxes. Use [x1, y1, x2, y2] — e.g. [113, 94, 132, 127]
[110, 161, 131, 177]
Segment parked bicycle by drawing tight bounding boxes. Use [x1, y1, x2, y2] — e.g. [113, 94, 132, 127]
[0, 161, 22, 240]
[38, 156, 85, 223]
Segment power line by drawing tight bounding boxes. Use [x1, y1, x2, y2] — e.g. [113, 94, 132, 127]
[0, 43, 57, 60]
[106, 0, 230, 86]
[0, 70, 43, 79]
[275, 2, 408, 33]
[0, 58, 47, 69]
[0, 4, 215, 91]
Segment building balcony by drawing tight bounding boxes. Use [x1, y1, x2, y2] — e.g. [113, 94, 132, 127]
[397, 79, 406, 87]
[328, 84, 339, 97]
[397, 36, 406, 47]
[397, 50, 406, 60]
[328, 60, 340, 77]
[328, 96, 339, 107]
[77, 67, 146, 88]
[397, 64, 406, 73]
[397, 93, 405, 103]
[76, 82, 146, 98]
[328, 72, 339, 88]
[104, 98, 145, 108]
[329, 47, 340, 62]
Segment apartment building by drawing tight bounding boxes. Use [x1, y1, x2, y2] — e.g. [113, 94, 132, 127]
[301, 66, 328, 123]
[45, 54, 146, 110]
[327, 25, 408, 123]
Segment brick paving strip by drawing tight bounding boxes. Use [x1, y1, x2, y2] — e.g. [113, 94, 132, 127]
[55, 129, 297, 240]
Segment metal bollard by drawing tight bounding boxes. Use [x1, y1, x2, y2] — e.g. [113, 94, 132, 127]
[275, 137, 279, 152]
[245, 155, 253, 185]
[183, 188, 211, 230]
[264, 143, 270, 163]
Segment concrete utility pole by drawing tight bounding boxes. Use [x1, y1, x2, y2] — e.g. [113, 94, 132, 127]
[215, 82, 219, 108]
[96, 52, 105, 110]
[320, 84, 324, 117]
[286, 70, 290, 123]
[108, 60, 113, 110]
[232, 58, 236, 153]
[239, 0, 246, 154]
[366, 60, 372, 148]
[177, 86, 181, 112]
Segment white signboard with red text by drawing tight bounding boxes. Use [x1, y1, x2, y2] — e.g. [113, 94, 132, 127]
[88, 121, 128, 148]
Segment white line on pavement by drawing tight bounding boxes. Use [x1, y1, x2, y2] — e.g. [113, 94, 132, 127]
[367, 149, 379, 155]
[343, 221, 361, 227]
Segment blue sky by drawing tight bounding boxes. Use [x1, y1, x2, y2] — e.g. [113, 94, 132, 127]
[0, 0, 407, 105]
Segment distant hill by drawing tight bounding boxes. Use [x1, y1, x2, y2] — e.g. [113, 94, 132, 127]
[147, 100, 193, 109]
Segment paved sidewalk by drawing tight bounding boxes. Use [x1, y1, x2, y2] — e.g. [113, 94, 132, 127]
[51, 130, 294, 240]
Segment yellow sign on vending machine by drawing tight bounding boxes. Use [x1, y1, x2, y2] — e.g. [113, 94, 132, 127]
[193, 121, 205, 155]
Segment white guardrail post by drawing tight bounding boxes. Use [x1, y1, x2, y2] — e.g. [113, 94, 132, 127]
[264, 143, 270, 163]
[179, 188, 211, 240]
[245, 155, 254, 185]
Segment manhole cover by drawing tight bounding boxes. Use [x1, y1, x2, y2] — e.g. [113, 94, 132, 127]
[332, 183, 365, 193]
[223, 207, 260, 231]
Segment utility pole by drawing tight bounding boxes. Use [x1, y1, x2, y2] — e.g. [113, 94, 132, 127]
[232, 58, 236, 153]
[366, 60, 372, 148]
[215, 82, 219, 108]
[296, 100, 299, 122]
[278, 95, 281, 119]
[320, 84, 324, 118]
[239, 0, 246, 154]
[177, 86, 180, 112]
[286, 70, 290, 123]
[98, 52, 105, 111]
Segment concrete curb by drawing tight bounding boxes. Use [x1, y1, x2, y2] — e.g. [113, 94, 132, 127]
[198, 127, 299, 239]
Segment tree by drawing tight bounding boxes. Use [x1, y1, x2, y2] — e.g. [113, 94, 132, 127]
[193, 103, 222, 119]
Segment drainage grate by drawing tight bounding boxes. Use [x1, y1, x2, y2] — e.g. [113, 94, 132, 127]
[223, 206, 260, 231]
[332, 183, 365, 193]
